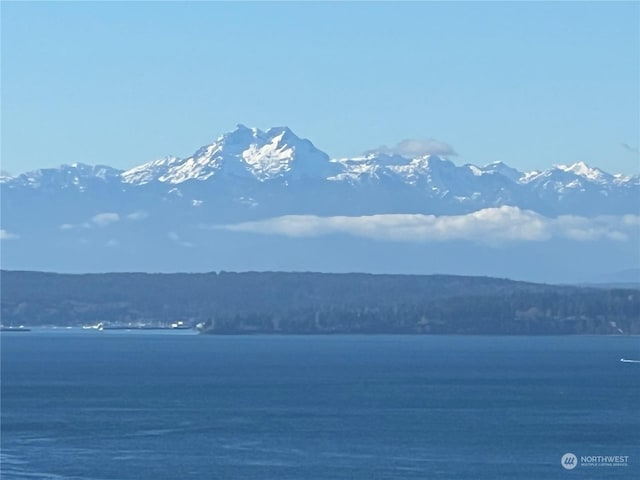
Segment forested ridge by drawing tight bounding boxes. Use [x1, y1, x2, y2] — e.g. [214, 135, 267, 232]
[1, 270, 638, 334]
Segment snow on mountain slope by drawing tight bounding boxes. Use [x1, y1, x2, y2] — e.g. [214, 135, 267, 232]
[1, 163, 123, 191]
[520, 162, 621, 195]
[557, 161, 609, 182]
[2, 126, 638, 282]
[121, 156, 181, 184]
[478, 161, 524, 182]
[331, 153, 484, 194]
[122, 125, 337, 184]
[521, 161, 613, 187]
[2, 125, 638, 217]
[329, 153, 411, 184]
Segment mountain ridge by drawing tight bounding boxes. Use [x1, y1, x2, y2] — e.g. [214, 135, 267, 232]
[2, 270, 638, 334]
[2, 125, 638, 281]
[3, 124, 637, 185]
[2, 125, 638, 218]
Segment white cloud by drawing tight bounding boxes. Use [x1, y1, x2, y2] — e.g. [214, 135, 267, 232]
[106, 239, 119, 248]
[552, 214, 632, 242]
[127, 210, 149, 221]
[61, 214, 123, 230]
[168, 231, 194, 248]
[365, 138, 457, 158]
[622, 214, 640, 226]
[92, 212, 120, 227]
[0, 229, 19, 240]
[216, 207, 639, 246]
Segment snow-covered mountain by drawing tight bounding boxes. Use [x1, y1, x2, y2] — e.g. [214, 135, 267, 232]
[3, 124, 637, 216]
[2, 125, 638, 281]
[2, 163, 123, 192]
[121, 125, 338, 185]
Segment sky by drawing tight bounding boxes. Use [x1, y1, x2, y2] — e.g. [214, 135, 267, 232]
[2, 1, 639, 176]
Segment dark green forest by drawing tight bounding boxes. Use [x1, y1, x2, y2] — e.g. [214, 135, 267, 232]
[1, 270, 638, 334]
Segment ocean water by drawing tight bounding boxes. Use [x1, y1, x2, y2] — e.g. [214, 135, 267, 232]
[1, 331, 639, 480]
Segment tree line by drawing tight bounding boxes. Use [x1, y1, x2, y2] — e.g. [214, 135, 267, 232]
[1, 270, 638, 334]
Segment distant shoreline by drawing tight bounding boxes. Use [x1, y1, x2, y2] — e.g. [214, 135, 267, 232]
[3, 270, 639, 336]
[4, 327, 640, 338]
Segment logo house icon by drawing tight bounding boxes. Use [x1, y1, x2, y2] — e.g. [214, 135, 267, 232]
[561, 453, 578, 470]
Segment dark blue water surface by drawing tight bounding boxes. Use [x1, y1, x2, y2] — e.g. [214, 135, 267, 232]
[1, 331, 639, 479]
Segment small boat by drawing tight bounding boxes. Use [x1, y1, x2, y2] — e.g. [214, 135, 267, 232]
[169, 321, 191, 330]
[82, 323, 104, 330]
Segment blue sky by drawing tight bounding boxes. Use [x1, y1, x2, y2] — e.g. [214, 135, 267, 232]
[2, 1, 638, 175]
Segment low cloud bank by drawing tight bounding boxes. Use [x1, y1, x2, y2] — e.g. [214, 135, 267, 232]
[92, 213, 120, 227]
[0, 229, 19, 240]
[60, 210, 148, 230]
[217, 206, 639, 245]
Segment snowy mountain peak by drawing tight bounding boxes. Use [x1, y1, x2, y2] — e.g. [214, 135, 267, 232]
[219, 123, 258, 143]
[3, 162, 123, 190]
[217, 124, 296, 146]
[240, 126, 336, 181]
[122, 156, 181, 184]
[32, 163, 122, 179]
[5, 127, 638, 217]
[122, 125, 335, 184]
[265, 125, 293, 137]
[407, 155, 455, 173]
[556, 161, 607, 181]
[519, 161, 614, 186]
[366, 152, 413, 166]
[480, 161, 524, 182]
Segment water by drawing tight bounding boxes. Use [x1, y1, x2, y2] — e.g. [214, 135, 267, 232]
[2, 330, 639, 479]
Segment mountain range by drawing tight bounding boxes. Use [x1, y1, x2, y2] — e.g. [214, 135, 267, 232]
[3, 124, 638, 217]
[1, 125, 638, 282]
